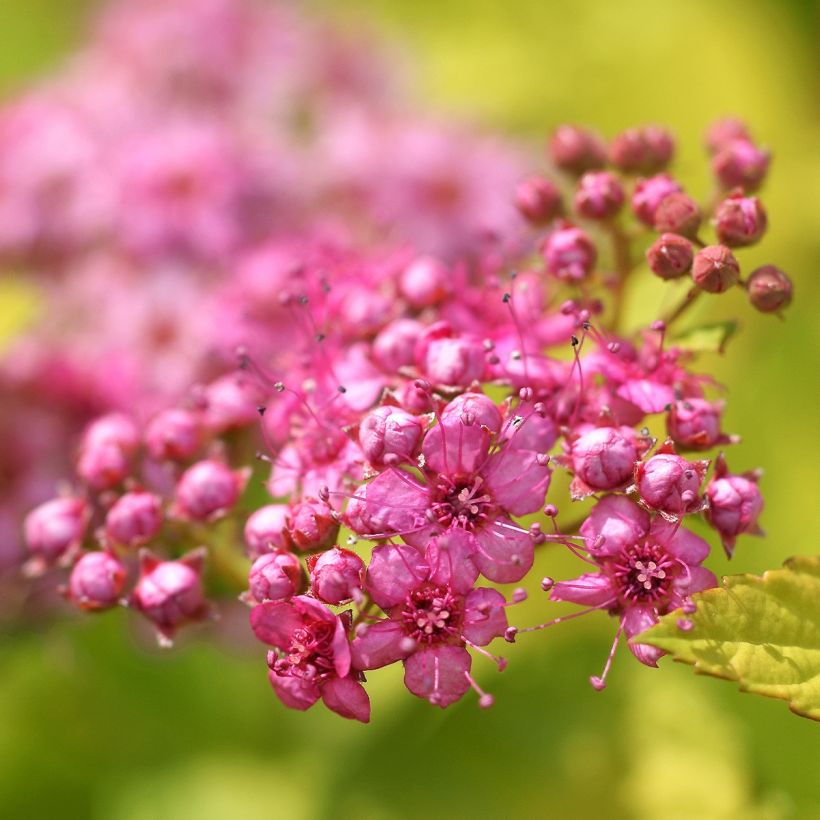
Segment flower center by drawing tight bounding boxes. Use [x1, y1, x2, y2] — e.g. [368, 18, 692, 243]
[271, 622, 336, 681]
[611, 543, 676, 604]
[401, 585, 462, 645]
[429, 475, 495, 531]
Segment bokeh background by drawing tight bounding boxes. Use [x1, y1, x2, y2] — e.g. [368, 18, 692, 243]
[1, 1, 818, 818]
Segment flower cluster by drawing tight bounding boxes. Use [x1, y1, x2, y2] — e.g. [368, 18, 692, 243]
[13, 0, 788, 723]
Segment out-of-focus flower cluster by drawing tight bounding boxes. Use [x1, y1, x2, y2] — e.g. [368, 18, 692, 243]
[10, 0, 789, 723]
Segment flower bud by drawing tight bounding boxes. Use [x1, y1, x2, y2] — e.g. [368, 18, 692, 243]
[667, 398, 727, 450]
[359, 405, 424, 467]
[244, 504, 291, 557]
[131, 548, 210, 644]
[76, 441, 131, 491]
[308, 547, 365, 605]
[548, 125, 607, 174]
[372, 318, 424, 373]
[144, 408, 201, 461]
[571, 426, 641, 491]
[67, 550, 126, 611]
[713, 193, 767, 247]
[287, 499, 339, 552]
[81, 413, 139, 454]
[691, 245, 740, 293]
[441, 392, 502, 435]
[416, 326, 486, 388]
[746, 265, 793, 313]
[515, 175, 563, 223]
[705, 117, 750, 155]
[105, 490, 162, 547]
[653, 192, 702, 237]
[631, 174, 682, 226]
[574, 171, 624, 220]
[247, 550, 304, 603]
[712, 139, 770, 191]
[705, 455, 764, 557]
[399, 256, 450, 308]
[200, 373, 261, 433]
[609, 126, 674, 173]
[174, 459, 247, 521]
[646, 233, 693, 280]
[634, 448, 708, 516]
[541, 224, 597, 282]
[24, 497, 87, 567]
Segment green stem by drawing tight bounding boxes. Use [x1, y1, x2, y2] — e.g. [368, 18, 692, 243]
[608, 223, 634, 334]
[662, 286, 703, 328]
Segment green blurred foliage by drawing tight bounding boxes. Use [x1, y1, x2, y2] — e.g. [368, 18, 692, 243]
[1, 0, 819, 818]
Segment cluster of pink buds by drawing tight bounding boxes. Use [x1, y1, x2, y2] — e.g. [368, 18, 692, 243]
[11, 5, 788, 723]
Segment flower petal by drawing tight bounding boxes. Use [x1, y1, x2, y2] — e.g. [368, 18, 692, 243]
[580, 495, 649, 556]
[267, 670, 320, 711]
[650, 519, 710, 564]
[403, 645, 471, 708]
[365, 544, 429, 608]
[250, 601, 303, 649]
[425, 528, 479, 594]
[462, 588, 508, 646]
[617, 379, 675, 414]
[623, 606, 663, 667]
[320, 676, 371, 723]
[472, 519, 534, 583]
[422, 419, 491, 476]
[482, 449, 551, 516]
[550, 573, 616, 607]
[351, 619, 410, 670]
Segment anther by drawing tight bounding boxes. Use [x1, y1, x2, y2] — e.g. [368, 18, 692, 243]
[540, 576, 554, 592]
[504, 626, 518, 643]
[512, 587, 528, 603]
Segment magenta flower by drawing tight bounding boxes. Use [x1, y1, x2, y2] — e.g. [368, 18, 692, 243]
[552, 496, 716, 674]
[250, 595, 370, 722]
[351, 530, 507, 708]
[347, 393, 552, 582]
[632, 440, 710, 519]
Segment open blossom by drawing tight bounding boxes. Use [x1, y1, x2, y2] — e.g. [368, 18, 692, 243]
[351, 531, 507, 708]
[250, 595, 370, 722]
[553, 496, 717, 670]
[347, 393, 552, 583]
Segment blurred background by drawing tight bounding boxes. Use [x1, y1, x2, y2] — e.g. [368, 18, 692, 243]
[0, 0, 818, 818]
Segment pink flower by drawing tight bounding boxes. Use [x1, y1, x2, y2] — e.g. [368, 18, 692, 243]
[541, 224, 597, 282]
[553, 496, 716, 670]
[172, 459, 249, 522]
[705, 453, 764, 557]
[667, 398, 735, 451]
[23, 496, 88, 574]
[246, 550, 304, 604]
[307, 547, 365, 605]
[359, 405, 424, 468]
[250, 595, 370, 722]
[351, 531, 507, 708]
[347, 394, 552, 583]
[104, 490, 162, 547]
[631, 174, 682, 226]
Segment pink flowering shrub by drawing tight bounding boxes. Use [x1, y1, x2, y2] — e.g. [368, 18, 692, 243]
[5, 0, 800, 724]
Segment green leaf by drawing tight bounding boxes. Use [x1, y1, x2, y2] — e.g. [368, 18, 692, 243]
[672, 320, 738, 354]
[637, 555, 820, 721]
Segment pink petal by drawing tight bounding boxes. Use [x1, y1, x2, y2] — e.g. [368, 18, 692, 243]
[472, 519, 534, 583]
[331, 614, 352, 679]
[681, 564, 718, 594]
[462, 588, 508, 646]
[354, 468, 431, 539]
[650, 519, 710, 564]
[617, 379, 675, 414]
[504, 412, 558, 453]
[425, 528, 479, 594]
[351, 619, 410, 670]
[623, 606, 663, 667]
[550, 573, 616, 607]
[403, 645, 472, 708]
[365, 544, 429, 608]
[267, 670, 320, 711]
[482, 449, 551, 516]
[422, 419, 491, 476]
[320, 676, 371, 723]
[580, 495, 650, 556]
[250, 601, 304, 649]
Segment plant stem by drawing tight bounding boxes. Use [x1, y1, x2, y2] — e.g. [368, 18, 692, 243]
[663, 286, 703, 327]
[608, 223, 633, 334]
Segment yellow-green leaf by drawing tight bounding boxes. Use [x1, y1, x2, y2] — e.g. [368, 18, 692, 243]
[672, 320, 738, 354]
[637, 555, 820, 721]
